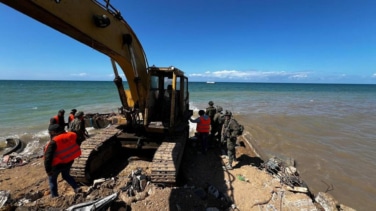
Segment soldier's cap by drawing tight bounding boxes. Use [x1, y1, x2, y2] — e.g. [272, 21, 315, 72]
[224, 110, 232, 116]
[208, 101, 214, 106]
[75, 111, 84, 117]
[216, 106, 223, 112]
[48, 124, 63, 132]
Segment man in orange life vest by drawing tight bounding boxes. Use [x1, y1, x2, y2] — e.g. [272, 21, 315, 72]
[44, 124, 81, 197]
[49, 109, 67, 131]
[189, 110, 211, 154]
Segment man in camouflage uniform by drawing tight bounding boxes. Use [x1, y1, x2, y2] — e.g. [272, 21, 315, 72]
[68, 111, 89, 145]
[212, 106, 225, 146]
[205, 101, 216, 141]
[221, 110, 240, 170]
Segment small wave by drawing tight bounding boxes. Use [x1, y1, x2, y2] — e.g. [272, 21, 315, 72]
[188, 122, 197, 136]
[189, 103, 200, 113]
[32, 107, 38, 110]
[20, 140, 44, 158]
[32, 130, 50, 139]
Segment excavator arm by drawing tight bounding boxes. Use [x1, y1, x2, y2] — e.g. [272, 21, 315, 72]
[2, 0, 192, 184]
[0, 0, 148, 111]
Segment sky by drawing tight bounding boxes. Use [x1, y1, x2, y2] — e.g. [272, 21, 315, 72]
[0, 0, 375, 84]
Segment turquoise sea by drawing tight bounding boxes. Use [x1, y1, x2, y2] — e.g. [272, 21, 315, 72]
[0, 80, 375, 210]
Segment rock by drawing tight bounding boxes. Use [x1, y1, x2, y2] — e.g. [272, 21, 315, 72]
[193, 188, 207, 200]
[24, 190, 43, 201]
[315, 192, 339, 211]
[286, 186, 308, 193]
[338, 204, 357, 211]
[135, 192, 148, 201]
[207, 184, 220, 198]
[285, 166, 297, 175]
[119, 192, 135, 205]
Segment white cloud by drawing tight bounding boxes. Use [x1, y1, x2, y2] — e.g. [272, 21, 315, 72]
[372, 73, 376, 78]
[70, 73, 87, 77]
[189, 69, 311, 81]
[289, 73, 308, 79]
[108, 73, 126, 78]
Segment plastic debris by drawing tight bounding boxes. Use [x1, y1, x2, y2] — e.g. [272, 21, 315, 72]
[66, 192, 118, 211]
[0, 190, 10, 208]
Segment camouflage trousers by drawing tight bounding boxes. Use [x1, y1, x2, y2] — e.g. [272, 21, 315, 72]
[226, 137, 237, 166]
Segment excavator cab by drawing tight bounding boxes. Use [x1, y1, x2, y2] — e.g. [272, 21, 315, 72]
[145, 66, 191, 134]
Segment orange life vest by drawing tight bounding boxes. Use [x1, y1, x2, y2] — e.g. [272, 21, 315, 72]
[196, 116, 211, 133]
[45, 132, 81, 166]
[68, 114, 74, 123]
[53, 115, 59, 124]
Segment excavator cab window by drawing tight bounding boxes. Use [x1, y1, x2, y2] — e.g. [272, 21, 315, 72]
[150, 76, 159, 89]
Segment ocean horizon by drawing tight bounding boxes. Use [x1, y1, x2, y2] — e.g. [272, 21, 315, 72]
[2, 78, 376, 84]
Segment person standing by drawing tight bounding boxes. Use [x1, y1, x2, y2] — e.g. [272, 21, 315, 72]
[69, 111, 89, 145]
[44, 124, 81, 197]
[212, 106, 225, 146]
[190, 110, 211, 154]
[68, 109, 77, 128]
[50, 109, 67, 131]
[221, 110, 240, 170]
[205, 101, 217, 141]
[205, 101, 216, 122]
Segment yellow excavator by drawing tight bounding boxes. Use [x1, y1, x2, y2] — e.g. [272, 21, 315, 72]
[1, 0, 192, 184]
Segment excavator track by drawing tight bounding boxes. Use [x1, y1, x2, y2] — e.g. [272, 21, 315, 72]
[151, 135, 186, 184]
[71, 125, 122, 183]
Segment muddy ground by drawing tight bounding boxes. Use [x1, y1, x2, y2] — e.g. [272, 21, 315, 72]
[0, 135, 351, 211]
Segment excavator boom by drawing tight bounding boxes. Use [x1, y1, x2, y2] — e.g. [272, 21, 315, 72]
[1, 0, 191, 184]
[0, 0, 148, 110]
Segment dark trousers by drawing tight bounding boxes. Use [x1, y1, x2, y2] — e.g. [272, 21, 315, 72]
[48, 164, 78, 197]
[197, 132, 209, 152]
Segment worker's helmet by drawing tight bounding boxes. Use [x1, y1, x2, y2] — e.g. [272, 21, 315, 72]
[224, 110, 232, 116]
[208, 101, 214, 106]
[216, 106, 223, 112]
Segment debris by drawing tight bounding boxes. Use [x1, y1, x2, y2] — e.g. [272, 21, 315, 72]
[286, 186, 308, 193]
[93, 178, 106, 188]
[1, 154, 28, 169]
[206, 184, 229, 203]
[207, 185, 220, 198]
[66, 192, 118, 211]
[236, 174, 249, 182]
[0, 190, 10, 208]
[119, 168, 150, 197]
[263, 157, 307, 191]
